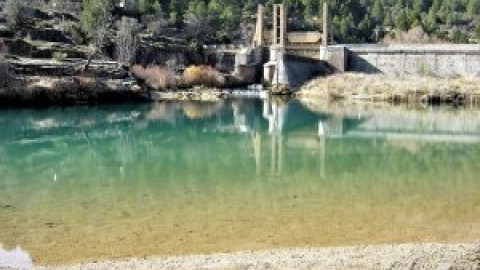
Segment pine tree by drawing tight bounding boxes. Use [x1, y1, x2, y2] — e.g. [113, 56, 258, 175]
[371, 0, 384, 22]
[467, 0, 480, 16]
[423, 9, 437, 33]
[413, 0, 427, 14]
[396, 9, 409, 31]
[474, 18, 480, 38]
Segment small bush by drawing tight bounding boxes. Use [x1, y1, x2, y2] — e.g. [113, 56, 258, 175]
[182, 65, 225, 87]
[130, 65, 176, 90]
[53, 52, 68, 61]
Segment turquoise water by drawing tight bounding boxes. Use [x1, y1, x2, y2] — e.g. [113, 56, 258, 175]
[0, 99, 479, 266]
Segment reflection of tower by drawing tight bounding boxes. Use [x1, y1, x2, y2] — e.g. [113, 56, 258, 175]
[270, 131, 283, 176]
[258, 98, 328, 179]
[252, 132, 262, 175]
[267, 100, 286, 134]
[232, 101, 249, 133]
[263, 97, 287, 177]
[318, 121, 326, 179]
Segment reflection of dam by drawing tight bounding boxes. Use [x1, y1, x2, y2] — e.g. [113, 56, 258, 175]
[229, 99, 480, 177]
[319, 108, 480, 143]
[1, 101, 480, 184]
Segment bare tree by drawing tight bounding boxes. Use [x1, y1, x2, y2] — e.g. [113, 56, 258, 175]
[143, 12, 169, 35]
[92, 0, 113, 54]
[116, 16, 138, 65]
[83, 0, 114, 71]
[184, 12, 216, 42]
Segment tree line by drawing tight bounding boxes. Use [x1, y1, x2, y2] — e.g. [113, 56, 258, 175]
[6, 0, 480, 47]
[81, 0, 480, 43]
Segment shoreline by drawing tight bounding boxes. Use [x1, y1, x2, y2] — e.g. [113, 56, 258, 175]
[296, 73, 480, 106]
[16, 243, 479, 270]
[5, 71, 480, 107]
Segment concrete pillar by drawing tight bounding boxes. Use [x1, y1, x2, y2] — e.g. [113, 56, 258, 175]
[273, 4, 287, 46]
[264, 45, 286, 86]
[269, 45, 285, 62]
[320, 45, 348, 72]
[253, 4, 265, 47]
[322, 2, 329, 47]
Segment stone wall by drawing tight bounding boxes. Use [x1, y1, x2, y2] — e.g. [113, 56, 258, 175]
[347, 44, 480, 76]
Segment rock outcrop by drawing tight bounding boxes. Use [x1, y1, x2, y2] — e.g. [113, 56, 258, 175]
[0, 1, 152, 107]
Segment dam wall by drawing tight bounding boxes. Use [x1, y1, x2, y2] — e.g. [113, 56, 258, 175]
[282, 54, 333, 88]
[345, 44, 480, 76]
[264, 46, 334, 89]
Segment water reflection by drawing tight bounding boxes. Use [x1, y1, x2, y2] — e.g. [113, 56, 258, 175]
[0, 245, 33, 269]
[1, 99, 479, 188]
[0, 100, 479, 190]
[0, 100, 480, 265]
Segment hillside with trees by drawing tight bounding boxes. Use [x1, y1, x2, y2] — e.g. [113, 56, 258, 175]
[3, 0, 480, 58]
[80, 0, 480, 44]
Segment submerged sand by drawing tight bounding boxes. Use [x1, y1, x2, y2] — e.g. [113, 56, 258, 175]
[18, 243, 478, 270]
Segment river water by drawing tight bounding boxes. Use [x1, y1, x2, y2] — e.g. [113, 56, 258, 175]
[0, 98, 479, 266]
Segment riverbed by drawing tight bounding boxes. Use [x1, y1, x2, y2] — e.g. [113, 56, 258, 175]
[0, 98, 479, 268]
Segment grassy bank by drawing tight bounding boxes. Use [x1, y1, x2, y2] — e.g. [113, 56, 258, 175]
[296, 73, 480, 106]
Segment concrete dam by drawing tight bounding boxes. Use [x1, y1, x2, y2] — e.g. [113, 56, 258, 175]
[323, 44, 480, 76]
[205, 4, 480, 91]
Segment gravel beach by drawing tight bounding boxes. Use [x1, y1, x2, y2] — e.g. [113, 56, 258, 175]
[9, 243, 477, 270]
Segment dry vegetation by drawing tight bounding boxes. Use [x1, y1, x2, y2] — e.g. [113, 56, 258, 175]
[130, 65, 176, 90]
[298, 73, 480, 106]
[130, 65, 226, 91]
[382, 27, 442, 44]
[182, 65, 225, 88]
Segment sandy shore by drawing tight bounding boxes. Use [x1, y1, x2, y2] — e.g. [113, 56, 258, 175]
[11, 243, 476, 270]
